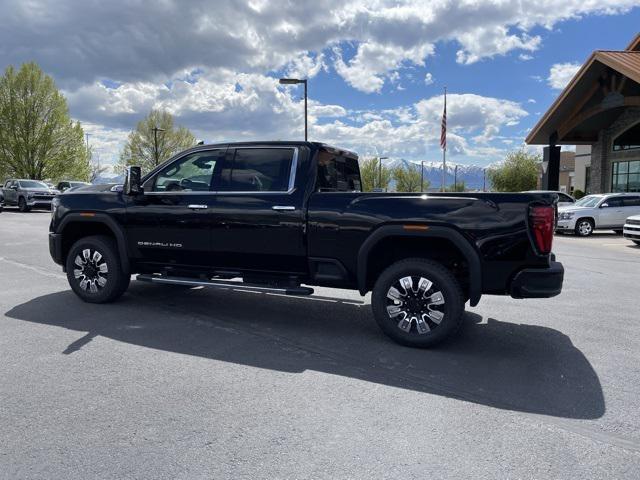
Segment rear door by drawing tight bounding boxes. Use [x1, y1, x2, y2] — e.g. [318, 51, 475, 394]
[126, 148, 226, 268]
[211, 146, 306, 273]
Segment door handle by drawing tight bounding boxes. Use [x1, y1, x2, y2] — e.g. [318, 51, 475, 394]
[188, 204, 208, 210]
[272, 205, 296, 211]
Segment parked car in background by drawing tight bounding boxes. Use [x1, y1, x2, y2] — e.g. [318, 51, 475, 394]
[56, 180, 91, 192]
[623, 215, 640, 245]
[1, 179, 60, 212]
[523, 190, 575, 208]
[556, 193, 640, 236]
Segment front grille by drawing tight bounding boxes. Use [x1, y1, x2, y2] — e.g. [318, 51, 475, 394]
[33, 194, 54, 201]
[626, 218, 640, 226]
[624, 225, 640, 232]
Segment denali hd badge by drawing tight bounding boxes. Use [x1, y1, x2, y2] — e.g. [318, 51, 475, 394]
[138, 241, 183, 248]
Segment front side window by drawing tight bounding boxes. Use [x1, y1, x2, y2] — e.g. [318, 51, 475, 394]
[221, 148, 294, 192]
[153, 150, 222, 192]
[604, 197, 623, 208]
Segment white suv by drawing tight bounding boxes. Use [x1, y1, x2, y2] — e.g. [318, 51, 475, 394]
[556, 193, 640, 236]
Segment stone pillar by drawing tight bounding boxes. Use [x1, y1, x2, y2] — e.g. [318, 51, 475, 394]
[542, 146, 561, 190]
[589, 130, 607, 194]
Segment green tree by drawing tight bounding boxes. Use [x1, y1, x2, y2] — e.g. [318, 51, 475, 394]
[0, 62, 90, 181]
[393, 163, 425, 192]
[488, 150, 540, 192]
[359, 157, 392, 192]
[119, 109, 196, 173]
[445, 181, 465, 192]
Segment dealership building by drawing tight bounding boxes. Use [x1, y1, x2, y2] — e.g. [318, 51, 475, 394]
[527, 33, 640, 194]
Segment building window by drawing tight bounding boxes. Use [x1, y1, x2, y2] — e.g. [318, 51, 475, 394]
[613, 123, 640, 151]
[612, 160, 640, 192]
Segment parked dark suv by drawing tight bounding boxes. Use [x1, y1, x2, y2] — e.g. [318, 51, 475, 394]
[49, 141, 564, 347]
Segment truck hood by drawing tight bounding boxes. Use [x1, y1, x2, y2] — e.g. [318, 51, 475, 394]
[62, 183, 117, 193]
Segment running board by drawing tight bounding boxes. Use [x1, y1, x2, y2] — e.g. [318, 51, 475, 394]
[136, 274, 314, 296]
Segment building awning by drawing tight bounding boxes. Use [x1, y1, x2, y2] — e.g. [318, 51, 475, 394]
[526, 34, 640, 146]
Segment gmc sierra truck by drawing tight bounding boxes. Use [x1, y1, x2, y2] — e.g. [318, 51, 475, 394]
[49, 141, 563, 347]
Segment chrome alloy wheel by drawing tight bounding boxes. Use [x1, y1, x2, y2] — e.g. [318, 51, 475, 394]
[577, 220, 593, 236]
[73, 248, 109, 293]
[385, 276, 445, 335]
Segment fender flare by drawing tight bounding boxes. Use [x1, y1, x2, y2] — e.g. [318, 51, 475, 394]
[357, 225, 482, 306]
[58, 213, 130, 272]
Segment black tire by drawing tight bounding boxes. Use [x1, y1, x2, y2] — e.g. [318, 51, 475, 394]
[575, 218, 594, 237]
[18, 197, 31, 212]
[613, 230, 623, 235]
[371, 258, 465, 348]
[633, 240, 640, 246]
[65, 235, 130, 303]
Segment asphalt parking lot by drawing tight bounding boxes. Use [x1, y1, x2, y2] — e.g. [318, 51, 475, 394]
[1, 209, 640, 479]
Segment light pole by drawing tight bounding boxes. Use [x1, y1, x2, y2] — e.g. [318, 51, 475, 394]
[421, 161, 425, 192]
[454, 164, 458, 191]
[279, 78, 308, 141]
[483, 168, 486, 192]
[378, 156, 388, 190]
[152, 127, 165, 167]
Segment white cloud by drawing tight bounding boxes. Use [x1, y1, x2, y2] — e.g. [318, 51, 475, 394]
[333, 42, 434, 93]
[527, 98, 536, 103]
[3, 0, 636, 93]
[519, 54, 534, 61]
[547, 62, 581, 89]
[424, 73, 434, 85]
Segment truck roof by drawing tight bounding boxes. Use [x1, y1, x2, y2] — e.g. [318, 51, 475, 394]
[195, 141, 358, 159]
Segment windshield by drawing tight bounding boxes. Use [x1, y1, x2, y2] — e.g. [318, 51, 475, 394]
[70, 182, 88, 187]
[18, 180, 48, 189]
[574, 195, 602, 208]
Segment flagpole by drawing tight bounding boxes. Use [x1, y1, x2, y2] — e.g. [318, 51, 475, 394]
[441, 86, 447, 192]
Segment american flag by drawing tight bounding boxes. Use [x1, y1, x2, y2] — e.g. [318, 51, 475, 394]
[440, 90, 447, 150]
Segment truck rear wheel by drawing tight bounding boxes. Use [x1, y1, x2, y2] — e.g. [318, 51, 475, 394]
[371, 258, 465, 348]
[65, 235, 130, 303]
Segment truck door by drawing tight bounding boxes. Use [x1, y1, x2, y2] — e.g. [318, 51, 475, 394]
[125, 147, 226, 269]
[210, 146, 307, 274]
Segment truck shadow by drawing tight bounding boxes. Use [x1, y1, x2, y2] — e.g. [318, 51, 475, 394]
[5, 284, 605, 420]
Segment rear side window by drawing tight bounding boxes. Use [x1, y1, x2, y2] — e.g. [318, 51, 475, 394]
[606, 197, 624, 207]
[316, 151, 361, 192]
[221, 148, 294, 192]
[623, 196, 640, 206]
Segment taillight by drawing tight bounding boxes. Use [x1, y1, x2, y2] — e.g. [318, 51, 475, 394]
[530, 205, 555, 255]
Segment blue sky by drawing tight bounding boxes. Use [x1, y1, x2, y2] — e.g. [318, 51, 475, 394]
[1, 0, 638, 169]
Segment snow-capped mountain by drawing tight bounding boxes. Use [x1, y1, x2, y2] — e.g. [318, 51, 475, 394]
[386, 158, 490, 191]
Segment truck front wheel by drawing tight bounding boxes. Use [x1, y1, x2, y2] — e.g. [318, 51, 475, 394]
[371, 258, 465, 348]
[65, 235, 130, 303]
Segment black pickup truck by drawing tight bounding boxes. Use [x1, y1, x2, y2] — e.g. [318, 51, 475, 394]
[49, 141, 563, 347]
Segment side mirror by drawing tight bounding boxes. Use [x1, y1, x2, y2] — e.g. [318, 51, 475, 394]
[10, 185, 18, 190]
[600, 203, 609, 208]
[124, 166, 143, 195]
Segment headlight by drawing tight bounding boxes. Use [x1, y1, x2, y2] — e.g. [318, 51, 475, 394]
[27, 192, 35, 199]
[559, 212, 575, 220]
